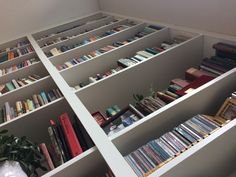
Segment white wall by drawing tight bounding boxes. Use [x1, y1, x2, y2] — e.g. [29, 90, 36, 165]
[0, 0, 100, 43]
[99, 0, 236, 37]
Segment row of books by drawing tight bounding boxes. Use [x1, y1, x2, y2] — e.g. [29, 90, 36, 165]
[41, 18, 119, 48]
[46, 21, 138, 57]
[91, 104, 144, 136]
[125, 93, 236, 176]
[0, 45, 34, 63]
[0, 88, 62, 124]
[0, 57, 39, 76]
[89, 41, 236, 136]
[0, 74, 42, 95]
[39, 113, 94, 170]
[73, 35, 188, 89]
[0, 40, 30, 54]
[56, 25, 161, 71]
[37, 15, 109, 41]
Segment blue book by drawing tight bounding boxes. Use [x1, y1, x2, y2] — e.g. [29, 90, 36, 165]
[40, 91, 49, 104]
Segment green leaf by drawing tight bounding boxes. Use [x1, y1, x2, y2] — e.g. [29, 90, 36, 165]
[0, 129, 8, 134]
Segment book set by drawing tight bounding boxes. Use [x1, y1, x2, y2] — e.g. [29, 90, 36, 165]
[36, 15, 110, 42]
[39, 113, 94, 171]
[0, 42, 34, 63]
[73, 35, 188, 90]
[0, 88, 62, 124]
[0, 57, 39, 76]
[0, 74, 42, 95]
[55, 25, 161, 71]
[124, 92, 236, 177]
[40, 17, 119, 48]
[46, 20, 138, 57]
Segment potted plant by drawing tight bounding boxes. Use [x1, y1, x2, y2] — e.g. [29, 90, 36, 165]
[0, 130, 47, 177]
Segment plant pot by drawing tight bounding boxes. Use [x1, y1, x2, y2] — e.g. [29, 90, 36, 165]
[0, 160, 28, 177]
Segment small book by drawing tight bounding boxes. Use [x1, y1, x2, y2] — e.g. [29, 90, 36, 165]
[4, 102, 12, 121]
[50, 48, 61, 56]
[11, 79, 20, 89]
[5, 82, 15, 91]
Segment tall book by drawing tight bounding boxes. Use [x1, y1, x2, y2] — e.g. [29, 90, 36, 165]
[39, 143, 55, 170]
[59, 113, 83, 157]
[73, 114, 94, 149]
[50, 120, 67, 162]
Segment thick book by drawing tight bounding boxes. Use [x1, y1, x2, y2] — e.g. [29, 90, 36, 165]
[39, 143, 55, 170]
[176, 75, 214, 96]
[59, 113, 83, 157]
[185, 67, 216, 81]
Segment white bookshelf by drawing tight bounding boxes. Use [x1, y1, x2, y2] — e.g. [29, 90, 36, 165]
[0, 11, 235, 177]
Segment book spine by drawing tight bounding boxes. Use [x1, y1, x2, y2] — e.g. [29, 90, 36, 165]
[59, 113, 83, 157]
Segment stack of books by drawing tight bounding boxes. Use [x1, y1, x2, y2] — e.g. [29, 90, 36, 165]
[74, 35, 188, 89]
[0, 45, 34, 63]
[125, 92, 236, 176]
[41, 19, 119, 48]
[0, 58, 39, 76]
[0, 40, 30, 53]
[46, 21, 138, 57]
[92, 104, 145, 136]
[0, 88, 62, 124]
[37, 15, 109, 41]
[39, 113, 94, 170]
[57, 25, 161, 71]
[0, 74, 42, 95]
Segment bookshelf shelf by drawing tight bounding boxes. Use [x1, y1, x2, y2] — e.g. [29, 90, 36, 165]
[40, 16, 120, 51]
[1, 11, 236, 177]
[59, 25, 164, 77]
[48, 22, 147, 66]
[42, 147, 108, 177]
[34, 13, 111, 42]
[0, 52, 36, 68]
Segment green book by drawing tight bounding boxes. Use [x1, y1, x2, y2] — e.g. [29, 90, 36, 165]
[27, 99, 35, 111]
[5, 82, 15, 91]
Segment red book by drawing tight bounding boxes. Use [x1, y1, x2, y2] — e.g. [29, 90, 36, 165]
[39, 143, 55, 170]
[176, 75, 214, 96]
[59, 113, 83, 157]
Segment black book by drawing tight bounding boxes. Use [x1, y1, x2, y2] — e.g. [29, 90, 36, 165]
[56, 124, 71, 161]
[73, 114, 94, 149]
[50, 120, 67, 162]
[73, 123, 88, 151]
